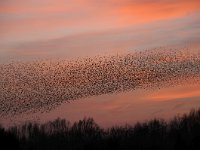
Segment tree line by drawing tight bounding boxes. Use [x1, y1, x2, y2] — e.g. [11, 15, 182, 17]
[1, 108, 200, 150]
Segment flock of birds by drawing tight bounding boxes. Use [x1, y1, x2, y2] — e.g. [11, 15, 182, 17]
[0, 48, 200, 117]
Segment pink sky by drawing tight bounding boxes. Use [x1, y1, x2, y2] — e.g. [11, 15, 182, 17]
[1, 0, 200, 44]
[0, 0, 200, 126]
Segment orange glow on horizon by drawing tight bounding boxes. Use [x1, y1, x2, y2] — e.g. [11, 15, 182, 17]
[146, 83, 200, 101]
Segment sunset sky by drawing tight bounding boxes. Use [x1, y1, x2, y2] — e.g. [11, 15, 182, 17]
[1, 0, 200, 61]
[0, 0, 200, 127]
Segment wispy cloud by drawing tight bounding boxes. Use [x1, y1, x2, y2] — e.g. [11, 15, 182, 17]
[1, 0, 200, 44]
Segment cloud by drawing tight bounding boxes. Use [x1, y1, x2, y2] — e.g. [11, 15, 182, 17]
[146, 83, 200, 101]
[1, 12, 199, 63]
[1, 0, 200, 44]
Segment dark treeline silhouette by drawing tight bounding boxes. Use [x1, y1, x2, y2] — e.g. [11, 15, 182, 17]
[1, 108, 200, 150]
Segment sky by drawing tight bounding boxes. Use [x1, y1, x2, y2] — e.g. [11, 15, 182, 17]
[0, 0, 200, 127]
[1, 0, 200, 61]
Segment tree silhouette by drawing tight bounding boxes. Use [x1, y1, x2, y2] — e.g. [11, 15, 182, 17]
[1, 108, 200, 150]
